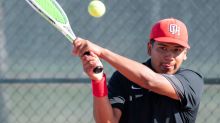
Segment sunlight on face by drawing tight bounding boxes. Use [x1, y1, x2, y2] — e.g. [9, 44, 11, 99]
[148, 41, 188, 74]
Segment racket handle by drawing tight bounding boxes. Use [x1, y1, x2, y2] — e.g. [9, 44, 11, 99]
[83, 51, 103, 74]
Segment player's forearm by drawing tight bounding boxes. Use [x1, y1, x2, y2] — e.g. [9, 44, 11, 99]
[100, 48, 156, 88]
[99, 49, 179, 99]
[93, 97, 119, 123]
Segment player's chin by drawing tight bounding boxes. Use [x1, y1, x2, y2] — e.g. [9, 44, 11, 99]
[160, 66, 177, 74]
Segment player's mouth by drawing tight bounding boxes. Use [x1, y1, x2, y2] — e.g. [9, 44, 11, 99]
[160, 63, 175, 72]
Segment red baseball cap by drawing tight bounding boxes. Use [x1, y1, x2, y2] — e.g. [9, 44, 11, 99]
[149, 18, 190, 48]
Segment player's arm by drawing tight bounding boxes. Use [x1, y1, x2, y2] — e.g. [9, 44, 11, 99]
[93, 97, 122, 123]
[100, 49, 179, 100]
[73, 38, 178, 100]
[79, 52, 121, 123]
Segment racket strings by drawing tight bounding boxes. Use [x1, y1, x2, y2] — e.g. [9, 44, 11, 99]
[36, 0, 67, 24]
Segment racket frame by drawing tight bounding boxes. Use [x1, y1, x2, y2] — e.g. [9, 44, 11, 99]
[26, 0, 76, 43]
[26, 0, 103, 73]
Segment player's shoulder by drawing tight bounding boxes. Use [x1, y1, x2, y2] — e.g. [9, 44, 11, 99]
[177, 68, 203, 79]
[110, 71, 130, 81]
[108, 71, 132, 90]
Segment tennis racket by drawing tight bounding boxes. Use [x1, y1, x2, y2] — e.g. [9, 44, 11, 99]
[25, 0, 103, 73]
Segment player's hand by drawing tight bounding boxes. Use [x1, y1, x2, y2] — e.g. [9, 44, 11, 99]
[81, 51, 104, 81]
[73, 37, 104, 57]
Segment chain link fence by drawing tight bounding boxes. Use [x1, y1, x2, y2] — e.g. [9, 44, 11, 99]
[0, 0, 220, 123]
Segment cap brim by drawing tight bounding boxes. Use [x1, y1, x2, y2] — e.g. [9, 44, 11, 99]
[154, 37, 190, 49]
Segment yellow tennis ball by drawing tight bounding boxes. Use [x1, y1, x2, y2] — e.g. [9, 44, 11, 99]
[88, 0, 106, 18]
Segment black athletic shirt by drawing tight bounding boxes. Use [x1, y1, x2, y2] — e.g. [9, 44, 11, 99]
[108, 59, 204, 123]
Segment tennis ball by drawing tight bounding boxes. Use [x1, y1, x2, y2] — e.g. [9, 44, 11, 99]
[88, 0, 106, 18]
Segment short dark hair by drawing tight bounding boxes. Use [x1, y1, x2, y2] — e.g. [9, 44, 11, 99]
[149, 39, 155, 46]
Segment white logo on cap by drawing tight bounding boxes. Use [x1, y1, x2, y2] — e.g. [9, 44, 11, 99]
[169, 24, 180, 36]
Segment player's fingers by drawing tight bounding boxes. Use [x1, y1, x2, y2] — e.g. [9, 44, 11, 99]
[81, 53, 104, 80]
[81, 55, 97, 65]
[89, 51, 98, 58]
[72, 47, 78, 56]
[82, 59, 97, 74]
[73, 38, 89, 56]
[78, 40, 99, 57]
[73, 39, 81, 56]
[72, 37, 80, 46]
[81, 55, 101, 70]
[82, 53, 101, 65]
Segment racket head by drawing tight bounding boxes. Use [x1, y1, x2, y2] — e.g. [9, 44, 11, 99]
[26, 0, 76, 43]
[26, 0, 103, 73]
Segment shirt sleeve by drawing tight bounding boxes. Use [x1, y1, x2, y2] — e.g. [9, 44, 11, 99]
[108, 71, 128, 111]
[162, 69, 204, 109]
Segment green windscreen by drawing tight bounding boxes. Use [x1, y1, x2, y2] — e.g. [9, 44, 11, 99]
[35, 0, 67, 24]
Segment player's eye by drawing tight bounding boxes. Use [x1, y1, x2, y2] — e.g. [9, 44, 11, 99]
[177, 48, 183, 52]
[173, 48, 183, 53]
[160, 47, 167, 51]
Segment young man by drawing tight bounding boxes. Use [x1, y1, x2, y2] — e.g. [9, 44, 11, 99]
[73, 18, 204, 123]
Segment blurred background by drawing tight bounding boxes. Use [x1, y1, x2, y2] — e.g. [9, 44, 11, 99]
[0, 0, 219, 123]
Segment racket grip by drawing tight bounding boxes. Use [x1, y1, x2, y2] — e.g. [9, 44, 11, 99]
[83, 51, 103, 74]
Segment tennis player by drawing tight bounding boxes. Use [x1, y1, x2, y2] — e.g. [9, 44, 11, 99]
[73, 18, 204, 123]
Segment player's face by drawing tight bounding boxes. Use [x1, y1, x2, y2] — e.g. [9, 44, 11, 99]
[148, 41, 188, 74]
